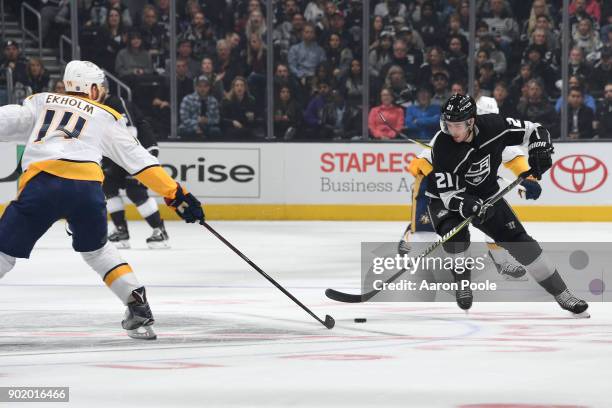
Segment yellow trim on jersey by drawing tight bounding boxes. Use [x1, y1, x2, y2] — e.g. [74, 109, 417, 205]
[408, 157, 433, 177]
[18, 160, 104, 192]
[504, 156, 530, 177]
[72, 95, 123, 120]
[104, 264, 134, 286]
[134, 165, 179, 199]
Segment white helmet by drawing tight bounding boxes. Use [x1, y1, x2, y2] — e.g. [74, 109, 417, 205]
[63, 60, 106, 96]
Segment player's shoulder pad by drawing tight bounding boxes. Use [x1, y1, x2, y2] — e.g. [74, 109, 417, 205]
[75, 96, 122, 121]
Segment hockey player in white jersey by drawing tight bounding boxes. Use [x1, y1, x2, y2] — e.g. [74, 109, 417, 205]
[0, 61, 205, 340]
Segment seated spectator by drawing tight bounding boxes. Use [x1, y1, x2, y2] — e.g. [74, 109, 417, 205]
[343, 59, 363, 107]
[52, 79, 66, 94]
[304, 0, 326, 24]
[596, 82, 612, 138]
[245, 10, 267, 42]
[380, 39, 419, 84]
[85, 0, 132, 28]
[573, 17, 603, 62]
[320, 89, 361, 139]
[25, 58, 51, 94]
[431, 72, 451, 107]
[414, 1, 442, 48]
[478, 34, 507, 75]
[273, 85, 300, 139]
[482, 0, 519, 55]
[555, 75, 596, 112]
[446, 34, 468, 82]
[383, 65, 415, 106]
[152, 58, 194, 137]
[493, 81, 518, 118]
[179, 75, 221, 140]
[517, 79, 557, 133]
[98, 8, 127, 72]
[1, 40, 28, 85]
[478, 61, 498, 96]
[138, 5, 166, 60]
[221, 77, 262, 139]
[303, 81, 331, 135]
[568, 46, 592, 81]
[563, 86, 595, 139]
[274, 12, 305, 62]
[509, 62, 537, 105]
[200, 57, 226, 102]
[589, 47, 612, 98]
[214, 39, 245, 92]
[288, 22, 326, 86]
[404, 86, 440, 140]
[416, 46, 450, 86]
[325, 32, 353, 81]
[522, 0, 555, 39]
[368, 31, 393, 78]
[246, 34, 267, 105]
[569, 0, 601, 26]
[369, 15, 385, 50]
[273, 62, 304, 107]
[308, 62, 336, 97]
[373, 0, 408, 20]
[524, 45, 558, 95]
[115, 31, 155, 83]
[180, 10, 217, 61]
[446, 14, 469, 52]
[368, 87, 405, 140]
[175, 39, 201, 78]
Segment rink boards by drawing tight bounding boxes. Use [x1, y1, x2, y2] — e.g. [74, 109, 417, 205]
[0, 141, 610, 221]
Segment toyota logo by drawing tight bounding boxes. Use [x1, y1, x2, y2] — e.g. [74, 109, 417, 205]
[550, 154, 608, 193]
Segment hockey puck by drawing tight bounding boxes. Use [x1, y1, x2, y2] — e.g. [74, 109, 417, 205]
[354, 318, 367, 323]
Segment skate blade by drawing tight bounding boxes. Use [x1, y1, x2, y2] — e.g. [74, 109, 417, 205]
[112, 240, 131, 249]
[147, 241, 170, 250]
[570, 311, 591, 319]
[127, 325, 157, 340]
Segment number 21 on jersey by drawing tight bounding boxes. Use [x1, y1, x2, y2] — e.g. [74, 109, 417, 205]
[35, 109, 88, 142]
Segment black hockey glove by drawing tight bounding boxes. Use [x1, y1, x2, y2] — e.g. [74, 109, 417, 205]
[528, 140, 553, 180]
[458, 195, 494, 226]
[519, 178, 542, 200]
[165, 184, 205, 224]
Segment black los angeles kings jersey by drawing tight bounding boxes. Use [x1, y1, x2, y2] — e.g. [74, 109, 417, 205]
[426, 113, 550, 210]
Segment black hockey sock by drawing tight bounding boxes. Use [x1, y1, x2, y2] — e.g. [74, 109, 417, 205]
[537, 270, 567, 296]
[453, 268, 471, 285]
[144, 211, 163, 229]
[110, 210, 128, 231]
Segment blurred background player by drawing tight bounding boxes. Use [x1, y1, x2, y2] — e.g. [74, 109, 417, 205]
[0, 61, 205, 339]
[101, 88, 169, 249]
[397, 90, 542, 281]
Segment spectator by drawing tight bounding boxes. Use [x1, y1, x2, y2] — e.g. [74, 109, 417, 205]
[524, 45, 558, 95]
[303, 81, 331, 133]
[308, 62, 335, 97]
[568, 46, 593, 79]
[246, 34, 267, 104]
[523, 0, 554, 38]
[369, 87, 405, 139]
[569, 0, 601, 24]
[483, 0, 520, 54]
[383, 65, 415, 106]
[414, 1, 442, 48]
[115, 31, 155, 81]
[344, 59, 363, 107]
[288, 22, 326, 85]
[446, 14, 469, 53]
[368, 31, 393, 78]
[493, 81, 517, 117]
[1, 40, 27, 86]
[152, 58, 194, 137]
[245, 10, 268, 42]
[40, 0, 70, 47]
[221, 77, 261, 139]
[369, 15, 385, 48]
[25, 58, 51, 94]
[179, 75, 221, 140]
[180, 11, 216, 61]
[416, 46, 450, 86]
[174, 39, 201, 79]
[84, 0, 132, 28]
[431, 72, 451, 106]
[215, 39, 245, 92]
[446, 34, 468, 82]
[563, 86, 595, 139]
[509, 62, 536, 104]
[590, 47, 612, 98]
[517, 78, 557, 133]
[138, 5, 166, 59]
[374, 0, 408, 20]
[596, 82, 612, 138]
[99, 8, 127, 72]
[273, 85, 300, 139]
[321, 89, 361, 139]
[304, 0, 326, 24]
[274, 12, 305, 61]
[555, 75, 596, 113]
[52, 80, 66, 94]
[573, 17, 603, 61]
[404, 86, 440, 139]
[529, 16, 560, 51]
[326, 33, 353, 81]
[478, 34, 507, 75]
[478, 61, 498, 96]
[276, 0, 300, 25]
[200, 57, 225, 102]
[380, 39, 418, 85]
[273, 62, 303, 107]
[450, 80, 466, 95]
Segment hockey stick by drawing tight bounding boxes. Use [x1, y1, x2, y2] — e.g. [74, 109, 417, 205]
[378, 112, 432, 149]
[202, 222, 335, 329]
[324, 171, 531, 303]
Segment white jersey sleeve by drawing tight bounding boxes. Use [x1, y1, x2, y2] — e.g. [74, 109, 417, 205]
[100, 118, 158, 175]
[0, 98, 37, 142]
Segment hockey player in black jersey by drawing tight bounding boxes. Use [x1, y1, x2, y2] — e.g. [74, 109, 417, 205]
[102, 92, 169, 249]
[427, 94, 588, 314]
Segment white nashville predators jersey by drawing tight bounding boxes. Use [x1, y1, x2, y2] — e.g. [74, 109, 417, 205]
[0, 92, 158, 181]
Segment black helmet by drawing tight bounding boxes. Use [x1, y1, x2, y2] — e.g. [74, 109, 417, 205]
[441, 93, 476, 122]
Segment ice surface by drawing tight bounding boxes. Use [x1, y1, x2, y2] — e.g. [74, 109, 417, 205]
[1, 221, 611, 407]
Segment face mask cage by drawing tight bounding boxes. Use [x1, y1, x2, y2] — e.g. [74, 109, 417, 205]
[440, 118, 471, 134]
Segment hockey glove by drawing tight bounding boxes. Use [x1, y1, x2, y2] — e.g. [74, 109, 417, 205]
[165, 184, 205, 224]
[518, 178, 542, 200]
[458, 195, 494, 226]
[527, 140, 553, 180]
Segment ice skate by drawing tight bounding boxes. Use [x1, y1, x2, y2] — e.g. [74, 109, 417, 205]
[555, 289, 590, 318]
[122, 287, 157, 340]
[146, 226, 170, 249]
[109, 226, 130, 249]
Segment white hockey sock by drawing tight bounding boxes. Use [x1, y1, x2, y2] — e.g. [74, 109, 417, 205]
[81, 242, 141, 304]
[0, 251, 16, 279]
[136, 197, 159, 219]
[107, 196, 125, 214]
[524, 253, 555, 282]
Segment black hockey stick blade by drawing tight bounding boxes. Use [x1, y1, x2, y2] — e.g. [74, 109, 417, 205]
[325, 173, 529, 303]
[324, 314, 335, 329]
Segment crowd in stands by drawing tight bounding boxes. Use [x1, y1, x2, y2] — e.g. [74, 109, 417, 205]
[0, 0, 611, 140]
